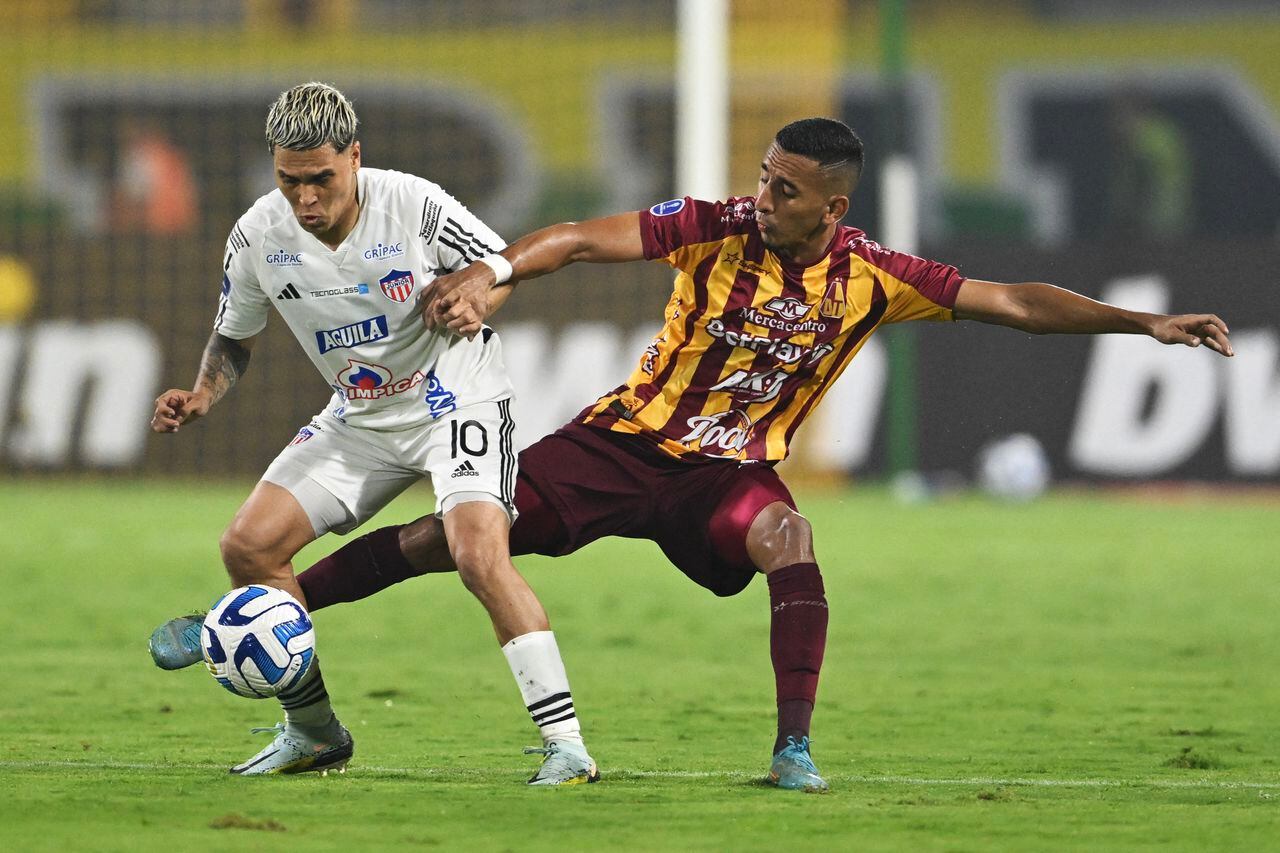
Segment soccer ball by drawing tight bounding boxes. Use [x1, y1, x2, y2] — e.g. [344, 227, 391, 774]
[201, 585, 315, 699]
[977, 433, 1052, 502]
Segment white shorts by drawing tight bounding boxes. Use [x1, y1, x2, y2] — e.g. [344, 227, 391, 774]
[261, 399, 517, 537]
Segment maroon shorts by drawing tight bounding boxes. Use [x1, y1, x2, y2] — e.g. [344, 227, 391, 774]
[509, 422, 796, 597]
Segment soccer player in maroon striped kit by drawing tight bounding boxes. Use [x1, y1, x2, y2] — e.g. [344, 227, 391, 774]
[152, 118, 1233, 792]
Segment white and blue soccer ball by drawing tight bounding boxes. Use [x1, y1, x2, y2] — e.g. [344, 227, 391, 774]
[201, 585, 315, 699]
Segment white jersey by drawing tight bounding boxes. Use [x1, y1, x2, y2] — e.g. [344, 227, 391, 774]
[213, 167, 512, 431]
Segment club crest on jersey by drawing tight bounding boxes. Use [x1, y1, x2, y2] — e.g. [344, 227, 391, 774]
[315, 315, 389, 354]
[819, 277, 847, 319]
[379, 269, 415, 303]
[763, 297, 811, 322]
[336, 359, 427, 400]
[649, 198, 685, 217]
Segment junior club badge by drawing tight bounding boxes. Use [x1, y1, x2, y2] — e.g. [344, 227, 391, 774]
[378, 269, 415, 303]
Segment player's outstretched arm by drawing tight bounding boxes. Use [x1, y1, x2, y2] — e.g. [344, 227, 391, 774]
[952, 279, 1234, 357]
[425, 212, 644, 338]
[151, 332, 256, 433]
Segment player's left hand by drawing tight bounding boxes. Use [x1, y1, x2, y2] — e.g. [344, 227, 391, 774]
[1151, 313, 1234, 357]
[421, 265, 493, 339]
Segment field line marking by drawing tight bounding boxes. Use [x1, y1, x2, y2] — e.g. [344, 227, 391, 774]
[3, 760, 1279, 791]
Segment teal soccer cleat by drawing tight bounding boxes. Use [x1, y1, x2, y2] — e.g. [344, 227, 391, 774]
[230, 721, 354, 776]
[767, 736, 829, 793]
[148, 613, 205, 670]
[524, 740, 600, 786]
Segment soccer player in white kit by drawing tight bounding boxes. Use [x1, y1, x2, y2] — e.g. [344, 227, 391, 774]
[150, 82, 598, 784]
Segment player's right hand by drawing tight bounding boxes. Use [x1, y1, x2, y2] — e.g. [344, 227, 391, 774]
[421, 264, 494, 340]
[151, 389, 211, 433]
[1150, 313, 1234, 357]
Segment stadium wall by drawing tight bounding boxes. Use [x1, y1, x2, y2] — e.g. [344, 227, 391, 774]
[0, 237, 1274, 482]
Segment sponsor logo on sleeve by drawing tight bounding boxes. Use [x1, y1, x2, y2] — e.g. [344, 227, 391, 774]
[420, 198, 443, 242]
[378, 269, 415, 303]
[650, 198, 685, 216]
[641, 334, 667, 375]
[315, 315, 389, 354]
[214, 275, 233, 329]
[226, 224, 249, 258]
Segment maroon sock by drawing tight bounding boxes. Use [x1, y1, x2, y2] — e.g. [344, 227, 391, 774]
[297, 525, 416, 611]
[767, 562, 828, 754]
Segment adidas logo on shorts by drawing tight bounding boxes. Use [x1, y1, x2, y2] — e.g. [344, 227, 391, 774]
[451, 460, 479, 478]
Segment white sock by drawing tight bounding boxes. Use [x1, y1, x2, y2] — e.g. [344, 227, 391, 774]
[502, 630, 584, 745]
[278, 657, 337, 733]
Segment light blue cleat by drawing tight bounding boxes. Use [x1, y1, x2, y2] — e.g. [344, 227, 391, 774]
[768, 736, 829, 793]
[148, 613, 205, 670]
[524, 740, 600, 786]
[231, 721, 354, 776]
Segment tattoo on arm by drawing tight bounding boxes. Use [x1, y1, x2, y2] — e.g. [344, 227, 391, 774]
[195, 332, 252, 406]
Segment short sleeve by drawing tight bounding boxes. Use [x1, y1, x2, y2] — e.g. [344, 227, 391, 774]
[852, 239, 966, 324]
[212, 221, 270, 339]
[638, 196, 755, 272]
[418, 187, 506, 273]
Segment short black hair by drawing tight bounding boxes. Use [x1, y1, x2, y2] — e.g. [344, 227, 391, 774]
[774, 117, 864, 193]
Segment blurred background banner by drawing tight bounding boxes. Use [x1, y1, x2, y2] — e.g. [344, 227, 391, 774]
[0, 0, 1276, 482]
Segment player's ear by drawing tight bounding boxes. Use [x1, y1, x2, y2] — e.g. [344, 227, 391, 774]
[825, 194, 849, 224]
[349, 141, 361, 170]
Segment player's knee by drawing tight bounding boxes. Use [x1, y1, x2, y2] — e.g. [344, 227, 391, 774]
[449, 544, 509, 595]
[765, 509, 812, 552]
[219, 523, 283, 584]
[748, 505, 814, 570]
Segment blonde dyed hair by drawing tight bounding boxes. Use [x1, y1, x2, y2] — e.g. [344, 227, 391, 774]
[265, 82, 358, 153]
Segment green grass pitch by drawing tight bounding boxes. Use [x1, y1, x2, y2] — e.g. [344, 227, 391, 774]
[1, 479, 1278, 851]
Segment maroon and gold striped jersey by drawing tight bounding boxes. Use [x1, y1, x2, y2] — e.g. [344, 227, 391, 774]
[575, 196, 965, 462]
